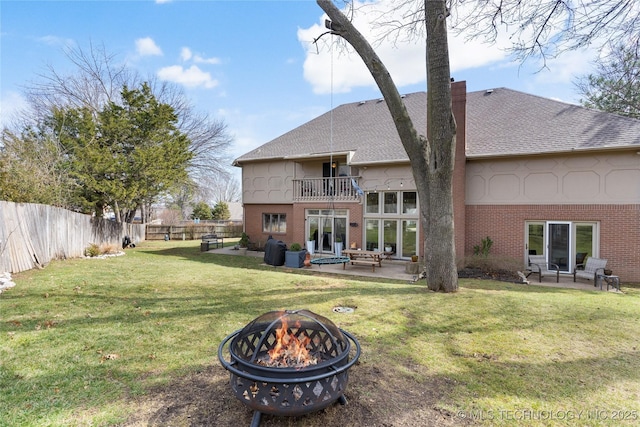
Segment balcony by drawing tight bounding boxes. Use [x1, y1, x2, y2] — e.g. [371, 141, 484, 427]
[293, 176, 362, 202]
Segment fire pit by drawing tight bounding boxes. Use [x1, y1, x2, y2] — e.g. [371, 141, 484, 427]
[218, 309, 361, 427]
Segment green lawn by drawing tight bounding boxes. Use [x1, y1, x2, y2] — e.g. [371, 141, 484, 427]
[1, 240, 638, 426]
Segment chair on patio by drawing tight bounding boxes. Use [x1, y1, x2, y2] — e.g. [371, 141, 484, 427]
[527, 255, 560, 283]
[573, 257, 607, 285]
[575, 252, 588, 266]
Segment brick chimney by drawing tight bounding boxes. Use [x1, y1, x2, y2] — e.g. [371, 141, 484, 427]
[451, 81, 467, 260]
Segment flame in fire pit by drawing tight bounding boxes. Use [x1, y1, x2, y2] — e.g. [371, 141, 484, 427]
[263, 318, 318, 368]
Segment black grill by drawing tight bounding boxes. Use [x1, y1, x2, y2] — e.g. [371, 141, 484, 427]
[218, 309, 360, 427]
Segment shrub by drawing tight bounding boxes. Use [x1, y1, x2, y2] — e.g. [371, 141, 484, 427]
[100, 243, 119, 254]
[289, 243, 302, 251]
[85, 243, 101, 257]
[238, 233, 250, 248]
[473, 236, 493, 257]
[462, 255, 523, 272]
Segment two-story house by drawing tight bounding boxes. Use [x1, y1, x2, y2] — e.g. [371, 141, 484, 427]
[233, 81, 640, 282]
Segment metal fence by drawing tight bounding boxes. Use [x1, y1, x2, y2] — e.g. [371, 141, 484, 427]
[0, 201, 145, 274]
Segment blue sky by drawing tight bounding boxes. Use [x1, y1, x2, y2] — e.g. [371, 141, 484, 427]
[1, 0, 601, 170]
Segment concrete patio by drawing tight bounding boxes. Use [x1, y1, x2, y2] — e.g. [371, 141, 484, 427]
[207, 245, 622, 293]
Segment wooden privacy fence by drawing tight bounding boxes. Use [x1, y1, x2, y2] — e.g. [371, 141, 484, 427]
[0, 201, 145, 274]
[146, 222, 242, 241]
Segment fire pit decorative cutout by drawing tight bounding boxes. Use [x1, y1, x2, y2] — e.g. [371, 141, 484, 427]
[218, 309, 361, 427]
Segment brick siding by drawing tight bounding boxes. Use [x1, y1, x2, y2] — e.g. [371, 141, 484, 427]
[465, 204, 640, 283]
[243, 202, 364, 249]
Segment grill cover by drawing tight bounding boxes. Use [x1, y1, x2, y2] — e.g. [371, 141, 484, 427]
[264, 237, 286, 266]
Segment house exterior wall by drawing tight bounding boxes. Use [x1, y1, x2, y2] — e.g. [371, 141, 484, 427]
[243, 203, 294, 249]
[241, 161, 294, 204]
[465, 152, 640, 282]
[358, 164, 415, 192]
[466, 151, 640, 205]
[243, 202, 366, 250]
[465, 204, 640, 282]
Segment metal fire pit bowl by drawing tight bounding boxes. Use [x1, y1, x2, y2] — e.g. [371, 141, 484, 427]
[218, 309, 361, 427]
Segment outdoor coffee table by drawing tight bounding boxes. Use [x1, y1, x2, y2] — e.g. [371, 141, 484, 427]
[598, 274, 620, 291]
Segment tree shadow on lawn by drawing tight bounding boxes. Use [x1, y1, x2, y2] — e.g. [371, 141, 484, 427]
[141, 245, 404, 285]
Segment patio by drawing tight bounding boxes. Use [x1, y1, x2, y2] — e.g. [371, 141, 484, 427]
[210, 246, 621, 292]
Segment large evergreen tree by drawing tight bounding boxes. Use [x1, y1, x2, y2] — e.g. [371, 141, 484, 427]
[191, 201, 214, 220]
[212, 201, 231, 220]
[51, 83, 192, 222]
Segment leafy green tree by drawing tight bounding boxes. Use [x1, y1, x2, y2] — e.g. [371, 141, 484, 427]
[191, 201, 213, 220]
[211, 201, 231, 220]
[22, 43, 232, 201]
[50, 83, 193, 222]
[576, 45, 640, 119]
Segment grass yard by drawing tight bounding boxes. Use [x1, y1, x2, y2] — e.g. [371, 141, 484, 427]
[1, 240, 639, 426]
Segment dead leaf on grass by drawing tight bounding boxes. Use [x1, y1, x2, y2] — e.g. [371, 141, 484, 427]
[100, 353, 120, 363]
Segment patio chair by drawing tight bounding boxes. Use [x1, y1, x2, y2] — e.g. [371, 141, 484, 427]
[573, 257, 607, 285]
[527, 255, 560, 283]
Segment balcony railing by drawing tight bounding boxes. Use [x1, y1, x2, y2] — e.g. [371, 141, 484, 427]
[293, 176, 361, 202]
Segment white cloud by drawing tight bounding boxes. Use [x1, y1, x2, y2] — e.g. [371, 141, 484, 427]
[181, 47, 193, 61]
[135, 37, 163, 57]
[180, 47, 220, 65]
[298, 0, 516, 94]
[532, 48, 597, 86]
[157, 65, 218, 89]
[193, 54, 221, 65]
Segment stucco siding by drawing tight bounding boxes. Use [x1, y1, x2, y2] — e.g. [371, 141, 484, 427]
[242, 161, 294, 204]
[466, 152, 640, 205]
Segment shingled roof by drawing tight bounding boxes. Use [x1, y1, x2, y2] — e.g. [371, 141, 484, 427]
[467, 88, 640, 157]
[233, 87, 640, 165]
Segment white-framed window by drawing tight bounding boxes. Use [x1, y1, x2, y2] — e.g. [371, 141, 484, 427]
[263, 213, 286, 233]
[366, 192, 379, 214]
[364, 191, 419, 258]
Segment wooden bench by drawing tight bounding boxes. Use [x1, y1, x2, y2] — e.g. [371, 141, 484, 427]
[346, 259, 381, 272]
[201, 234, 223, 251]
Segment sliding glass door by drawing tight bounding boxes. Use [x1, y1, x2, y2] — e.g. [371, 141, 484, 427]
[306, 209, 348, 254]
[549, 222, 570, 271]
[525, 221, 598, 273]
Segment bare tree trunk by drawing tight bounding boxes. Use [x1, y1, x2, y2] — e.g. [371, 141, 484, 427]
[317, 0, 458, 292]
[423, 0, 458, 292]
